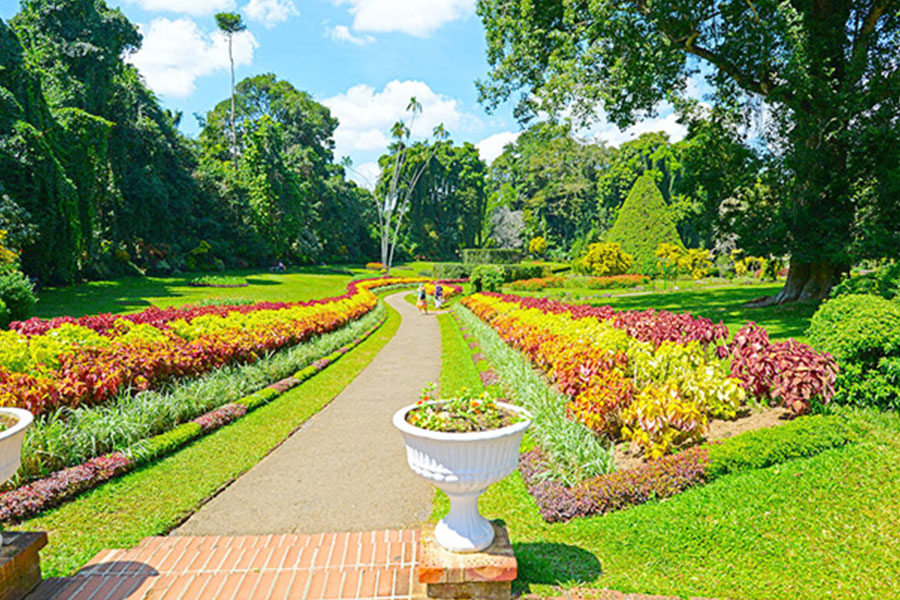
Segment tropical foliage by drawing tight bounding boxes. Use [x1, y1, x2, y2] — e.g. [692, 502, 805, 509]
[462, 292, 836, 458]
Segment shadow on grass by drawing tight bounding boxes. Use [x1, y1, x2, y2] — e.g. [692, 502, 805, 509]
[512, 541, 603, 595]
[244, 277, 281, 286]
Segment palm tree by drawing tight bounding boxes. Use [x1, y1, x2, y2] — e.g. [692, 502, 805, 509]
[377, 97, 449, 271]
[215, 12, 246, 169]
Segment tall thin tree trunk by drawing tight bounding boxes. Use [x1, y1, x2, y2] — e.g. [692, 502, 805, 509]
[229, 35, 237, 170]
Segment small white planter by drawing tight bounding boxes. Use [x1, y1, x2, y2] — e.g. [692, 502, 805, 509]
[0, 408, 32, 545]
[393, 402, 531, 553]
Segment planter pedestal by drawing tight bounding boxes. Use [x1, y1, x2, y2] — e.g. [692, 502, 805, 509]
[0, 532, 48, 600]
[417, 521, 516, 600]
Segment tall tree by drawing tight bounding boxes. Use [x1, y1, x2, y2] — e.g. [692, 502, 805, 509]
[477, 0, 900, 303]
[486, 122, 613, 251]
[378, 141, 488, 260]
[375, 98, 449, 270]
[198, 74, 375, 263]
[215, 12, 246, 169]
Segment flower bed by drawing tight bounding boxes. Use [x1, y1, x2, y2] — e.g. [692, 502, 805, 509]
[0, 277, 429, 416]
[507, 276, 567, 291]
[0, 311, 388, 523]
[462, 293, 837, 458]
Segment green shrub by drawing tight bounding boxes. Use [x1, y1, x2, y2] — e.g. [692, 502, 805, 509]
[471, 265, 507, 292]
[807, 294, 900, 369]
[833, 357, 900, 411]
[0, 298, 9, 328]
[0, 270, 36, 321]
[433, 263, 471, 279]
[461, 248, 522, 265]
[127, 423, 202, 464]
[578, 242, 633, 276]
[831, 262, 900, 300]
[506, 264, 542, 282]
[606, 174, 683, 269]
[706, 415, 857, 478]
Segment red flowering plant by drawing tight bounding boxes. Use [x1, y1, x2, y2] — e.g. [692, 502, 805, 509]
[724, 323, 839, 413]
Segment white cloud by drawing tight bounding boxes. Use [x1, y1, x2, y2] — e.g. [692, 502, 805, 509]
[475, 131, 520, 165]
[329, 24, 375, 45]
[581, 110, 687, 147]
[335, 0, 475, 37]
[347, 161, 381, 190]
[128, 18, 257, 98]
[244, 0, 298, 27]
[125, 0, 236, 15]
[323, 79, 478, 161]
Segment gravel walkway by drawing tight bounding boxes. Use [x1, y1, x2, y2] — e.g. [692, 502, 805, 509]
[176, 292, 439, 536]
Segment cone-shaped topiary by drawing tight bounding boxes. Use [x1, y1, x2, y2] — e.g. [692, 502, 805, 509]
[606, 174, 683, 271]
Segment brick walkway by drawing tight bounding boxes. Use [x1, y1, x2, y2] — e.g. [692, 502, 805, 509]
[29, 530, 423, 600]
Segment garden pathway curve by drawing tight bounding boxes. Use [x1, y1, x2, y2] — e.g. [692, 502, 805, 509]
[175, 291, 438, 536]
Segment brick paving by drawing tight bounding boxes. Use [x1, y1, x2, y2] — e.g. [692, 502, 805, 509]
[29, 530, 423, 600]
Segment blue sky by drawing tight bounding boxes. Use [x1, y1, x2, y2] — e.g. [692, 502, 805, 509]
[0, 0, 689, 187]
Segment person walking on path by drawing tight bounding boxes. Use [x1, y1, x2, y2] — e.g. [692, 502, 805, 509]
[434, 283, 444, 309]
[416, 283, 429, 314]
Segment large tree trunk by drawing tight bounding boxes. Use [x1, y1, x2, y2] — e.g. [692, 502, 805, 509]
[747, 258, 842, 306]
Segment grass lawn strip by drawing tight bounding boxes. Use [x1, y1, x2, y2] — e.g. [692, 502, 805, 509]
[11, 300, 402, 578]
[437, 312, 483, 396]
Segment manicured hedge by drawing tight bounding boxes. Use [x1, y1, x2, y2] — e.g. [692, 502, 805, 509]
[606, 173, 683, 272]
[433, 263, 472, 279]
[807, 293, 900, 369]
[519, 414, 857, 523]
[462, 248, 522, 265]
[807, 293, 900, 410]
[705, 415, 858, 477]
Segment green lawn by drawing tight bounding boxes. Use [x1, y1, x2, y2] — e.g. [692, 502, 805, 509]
[437, 312, 483, 396]
[438, 301, 900, 599]
[13, 300, 402, 577]
[473, 407, 900, 600]
[31, 262, 437, 319]
[510, 281, 819, 342]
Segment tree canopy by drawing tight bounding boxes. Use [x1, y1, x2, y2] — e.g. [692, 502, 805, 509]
[477, 0, 900, 302]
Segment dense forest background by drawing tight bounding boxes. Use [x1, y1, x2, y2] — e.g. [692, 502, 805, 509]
[1, 0, 763, 286]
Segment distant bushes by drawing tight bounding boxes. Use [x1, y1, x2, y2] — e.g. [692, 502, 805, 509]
[470, 263, 543, 292]
[830, 262, 900, 300]
[433, 263, 472, 279]
[461, 248, 522, 265]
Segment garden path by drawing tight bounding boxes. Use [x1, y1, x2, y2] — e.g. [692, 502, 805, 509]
[175, 291, 438, 536]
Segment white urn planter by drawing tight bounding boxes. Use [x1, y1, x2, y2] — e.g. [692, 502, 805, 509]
[393, 401, 531, 553]
[0, 407, 32, 545]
